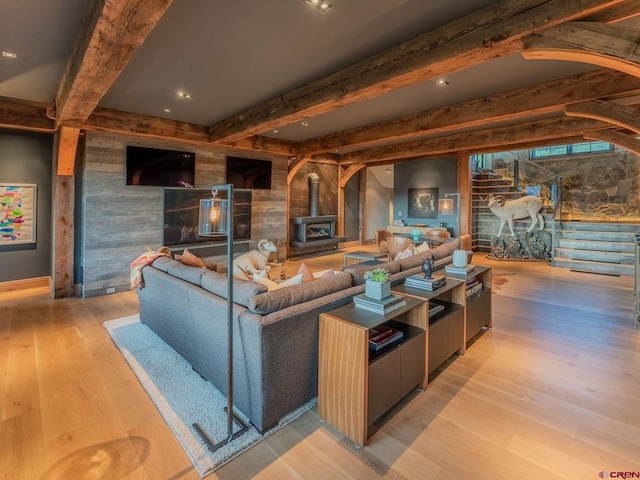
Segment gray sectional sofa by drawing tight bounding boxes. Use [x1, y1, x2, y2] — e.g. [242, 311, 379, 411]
[136, 234, 471, 432]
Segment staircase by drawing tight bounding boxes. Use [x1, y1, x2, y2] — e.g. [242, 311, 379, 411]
[554, 222, 637, 276]
[472, 171, 554, 252]
[472, 171, 638, 276]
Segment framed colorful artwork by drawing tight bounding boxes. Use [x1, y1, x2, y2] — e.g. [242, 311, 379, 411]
[0, 184, 37, 245]
[408, 187, 438, 219]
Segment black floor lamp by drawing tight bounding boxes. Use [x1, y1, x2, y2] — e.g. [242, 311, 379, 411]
[195, 183, 249, 451]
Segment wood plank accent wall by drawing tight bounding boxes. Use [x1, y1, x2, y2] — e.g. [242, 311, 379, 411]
[81, 132, 287, 297]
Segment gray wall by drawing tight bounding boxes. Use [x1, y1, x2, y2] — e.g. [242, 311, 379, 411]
[80, 131, 288, 297]
[394, 157, 458, 235]
[365, 169, 392, 241]
[0, 129, 53, 282]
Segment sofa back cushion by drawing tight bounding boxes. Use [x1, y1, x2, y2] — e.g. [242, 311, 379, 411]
[201, 270, 267, 307]
[151, 257, 208, 286]
[248, 271, 353, 315]
[396, 250, 433, 271]
[429, 237, 459, 260]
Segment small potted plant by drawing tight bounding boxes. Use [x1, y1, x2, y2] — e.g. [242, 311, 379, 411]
[364, 267, 391, 300]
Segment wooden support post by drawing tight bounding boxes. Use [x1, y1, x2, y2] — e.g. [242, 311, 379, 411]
[457, 153, 473, 237]
[51, 131, 77, 298]
[57, 126, 80, 175]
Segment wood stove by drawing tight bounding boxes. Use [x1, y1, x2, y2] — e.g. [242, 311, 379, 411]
[290, 215, 338, 247]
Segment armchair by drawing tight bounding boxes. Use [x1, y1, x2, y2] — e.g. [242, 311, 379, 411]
[385, 235, 415, 259]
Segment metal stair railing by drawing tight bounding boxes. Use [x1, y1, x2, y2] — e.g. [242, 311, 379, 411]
[474, 151, 563, 265]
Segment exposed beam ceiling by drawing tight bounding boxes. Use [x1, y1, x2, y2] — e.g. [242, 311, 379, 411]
[207, 0, 624, 144]
[340, 116, 613, 164]
[55, 0, 174, 129]
[2, 0, 639, 165]
[299, 69, 640, 155]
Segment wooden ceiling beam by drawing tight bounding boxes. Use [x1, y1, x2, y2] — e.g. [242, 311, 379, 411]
[208, 0, 623, 144]
[84, 108, 297, 156]
[340, 116, 613, 164]
[584, 129, 640, 156]
[0, 101, 54, 132]
[522, 22, 640, 78]
[57, 126, 81, 176]
[300, 68, 640, 155]
[582, 0, 640, 23]
[565, 99, 640, 134]
[55, 0, 174, 129]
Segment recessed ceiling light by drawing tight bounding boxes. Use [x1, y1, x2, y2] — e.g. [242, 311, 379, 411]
[164, 108, 171, 113]
[304, 0, 332, 12]
[301, 122, 309, 126]
[273, 129, 279, 133]
[436, 79, 450, 87]
[177, 91, 192, 99]
[1, 50, 17, 59]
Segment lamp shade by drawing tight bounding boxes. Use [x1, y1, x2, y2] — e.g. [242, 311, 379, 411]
[198, 197, 229, 236]
[439, 198, 454, 216]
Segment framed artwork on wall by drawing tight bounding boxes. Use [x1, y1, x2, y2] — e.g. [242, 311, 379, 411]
[0, 184, 37, 245]
[408, 187, 438, 219]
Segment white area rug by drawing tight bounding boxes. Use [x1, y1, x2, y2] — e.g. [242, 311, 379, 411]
[104, 315, 316, 477]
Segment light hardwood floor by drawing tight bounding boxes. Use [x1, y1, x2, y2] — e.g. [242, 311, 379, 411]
[1, 249, 639, 479]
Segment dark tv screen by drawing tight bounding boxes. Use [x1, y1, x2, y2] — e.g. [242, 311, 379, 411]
[127, 146, 196, 187]
[226, 156, 272, 189]
[163, 188, 252, 247]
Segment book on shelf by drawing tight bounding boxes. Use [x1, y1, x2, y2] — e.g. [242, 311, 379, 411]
[445, 264, 476, 275]
[466, 282, 483, 298]
[369, 325, 403, 351]
[354, 293, 406, 314]
[404, 274, 447, 291]
[428, 299, 447, 317]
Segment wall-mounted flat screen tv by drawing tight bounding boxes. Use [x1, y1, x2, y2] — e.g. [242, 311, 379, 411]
[126, 146, 196, 187]
[163, 188, 252, 247]
[226, 156, 272, 189]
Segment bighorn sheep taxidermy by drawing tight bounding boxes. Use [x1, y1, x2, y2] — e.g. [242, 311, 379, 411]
[483, 193, 544, 237]
[232, 239, 279, 279]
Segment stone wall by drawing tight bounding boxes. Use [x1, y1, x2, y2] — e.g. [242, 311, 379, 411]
[489, 146, 640, 221]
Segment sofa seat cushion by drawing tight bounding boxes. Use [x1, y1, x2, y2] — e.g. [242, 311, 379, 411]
[248, 271, 353, 315]
[343, 261, 401, 286]
[201, 270, 267, 307]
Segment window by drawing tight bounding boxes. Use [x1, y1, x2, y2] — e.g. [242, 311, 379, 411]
[531, 141, 612, 159]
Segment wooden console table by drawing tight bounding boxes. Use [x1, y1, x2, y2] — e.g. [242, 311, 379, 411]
[318, 296, 426, 446]
[392, 275, 466, 380]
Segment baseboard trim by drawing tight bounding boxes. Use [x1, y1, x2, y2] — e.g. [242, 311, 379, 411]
[0, 276, 51, 293]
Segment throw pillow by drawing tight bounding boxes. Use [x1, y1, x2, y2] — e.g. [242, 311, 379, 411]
[313, 268, 335, 279]
[280, 273, 304, 287]
[319, 269, 335, 279]
[297, 263, 316, 282]
[175, 248, 205, 268]
[252, 273, 280, 291]
[394, 244, 416, 261]
[252, 272, 304, 291]
[416, 241, 430, 253]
